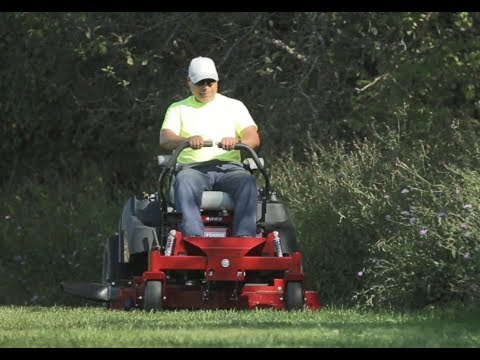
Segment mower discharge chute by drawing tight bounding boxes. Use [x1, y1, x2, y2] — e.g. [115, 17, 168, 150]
[62, 141, 320, 311]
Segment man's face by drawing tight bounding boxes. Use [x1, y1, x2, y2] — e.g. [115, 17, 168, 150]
[188, 78, 218, 103]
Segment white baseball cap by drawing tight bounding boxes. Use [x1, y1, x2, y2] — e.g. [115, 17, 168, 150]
[188, 56, 219, 84]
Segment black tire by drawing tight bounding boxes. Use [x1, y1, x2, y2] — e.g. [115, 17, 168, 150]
[285, 281, 304, 310]
[143, 280, 163, 311]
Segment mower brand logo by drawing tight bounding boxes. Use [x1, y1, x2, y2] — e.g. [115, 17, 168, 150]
[221, 259, 230, 267]
[204, 231, 226, 237]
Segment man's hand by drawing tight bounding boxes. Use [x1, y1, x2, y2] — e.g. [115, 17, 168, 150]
[219, 137, 238, 150]
[187, 135, 205, 149]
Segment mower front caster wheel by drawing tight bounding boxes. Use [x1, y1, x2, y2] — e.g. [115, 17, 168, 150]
[285, 281, 305, 310]
[143, 280, 163, 311]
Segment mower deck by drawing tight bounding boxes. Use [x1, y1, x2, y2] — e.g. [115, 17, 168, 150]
[113, 277, 320, 311]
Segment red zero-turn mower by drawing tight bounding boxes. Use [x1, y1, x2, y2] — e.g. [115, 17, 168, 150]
[62, 141, 320, 311]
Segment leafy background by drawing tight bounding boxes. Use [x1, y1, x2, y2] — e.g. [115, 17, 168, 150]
[1, 12, 480, 310]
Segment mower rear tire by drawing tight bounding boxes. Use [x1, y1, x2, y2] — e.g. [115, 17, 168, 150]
[285, 281, 304, 310]
[143, 280, 163, 311]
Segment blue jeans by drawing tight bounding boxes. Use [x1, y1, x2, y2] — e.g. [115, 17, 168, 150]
[173, 161, 257, 237]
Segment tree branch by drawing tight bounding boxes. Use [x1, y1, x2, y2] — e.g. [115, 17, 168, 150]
[355, 73, 389, 93]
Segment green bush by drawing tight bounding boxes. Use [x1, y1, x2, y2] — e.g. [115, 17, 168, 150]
[271, 127, 480, 310]
[0, 167, 123, 306]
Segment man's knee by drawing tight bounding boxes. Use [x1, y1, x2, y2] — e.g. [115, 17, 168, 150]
[175, 170, 202, 188]
[239, 173, 257, 188]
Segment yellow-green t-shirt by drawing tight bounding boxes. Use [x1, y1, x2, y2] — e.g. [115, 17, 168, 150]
[161, 93, 257, 164]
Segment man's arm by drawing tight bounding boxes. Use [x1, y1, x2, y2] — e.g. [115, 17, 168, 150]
[221, 125, 260, 150]
[160, 129, 205, 151]
[239, 125, 260, 150]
